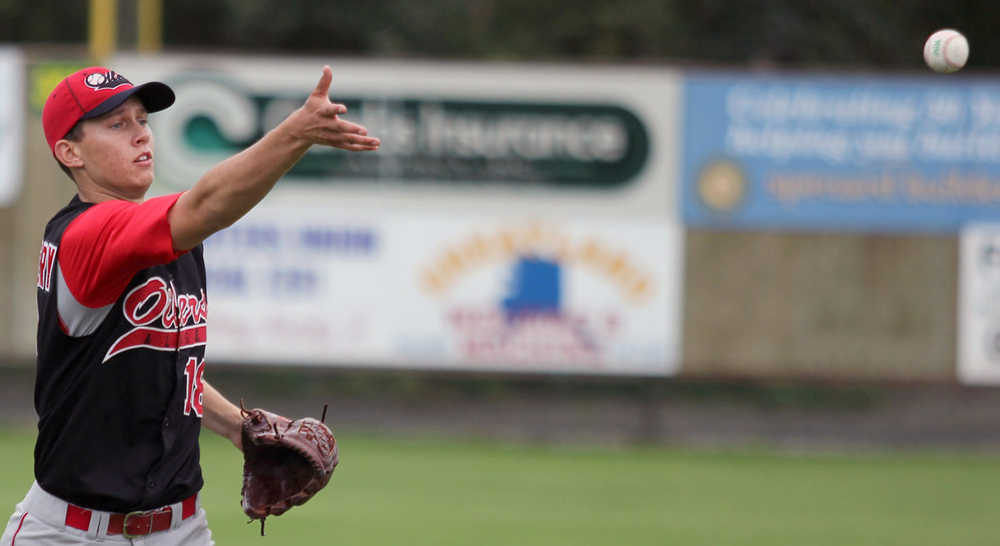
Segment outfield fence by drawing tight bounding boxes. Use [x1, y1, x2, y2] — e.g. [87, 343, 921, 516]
[0, 47, 996, 385]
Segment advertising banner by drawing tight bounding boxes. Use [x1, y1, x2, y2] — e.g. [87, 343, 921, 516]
[958, 224, 1000, 384]
[108, 55, 684, 374]
[0, 47, 23, 206]
[683, 72, 1000, 232]
[111, 54, 680, 219]
[204, 207, 682, 376]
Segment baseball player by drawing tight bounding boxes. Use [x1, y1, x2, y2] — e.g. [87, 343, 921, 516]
[1, 65, 378, 545]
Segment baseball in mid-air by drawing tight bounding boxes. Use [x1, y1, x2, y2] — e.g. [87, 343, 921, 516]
[924, 29, 969, 73]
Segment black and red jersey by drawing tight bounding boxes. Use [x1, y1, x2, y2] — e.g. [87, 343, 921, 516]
[34, 193, 207, 512]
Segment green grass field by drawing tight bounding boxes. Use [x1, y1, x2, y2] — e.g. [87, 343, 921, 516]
[2, 425, 999, 545]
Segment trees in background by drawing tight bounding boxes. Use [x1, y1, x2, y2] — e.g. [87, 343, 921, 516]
[0, 0, 994, 69]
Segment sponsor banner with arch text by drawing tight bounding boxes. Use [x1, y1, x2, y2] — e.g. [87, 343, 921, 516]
[202, 205, 681, 376]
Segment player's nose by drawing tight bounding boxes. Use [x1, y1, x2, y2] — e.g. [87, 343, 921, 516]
[134, 123, 151, 145]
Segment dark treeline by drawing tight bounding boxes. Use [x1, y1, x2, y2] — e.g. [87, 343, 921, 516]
[0, 0, 996, 70]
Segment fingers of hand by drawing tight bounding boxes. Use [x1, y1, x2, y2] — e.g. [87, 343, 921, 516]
[338, 144, 380, 152]
[311, 66, 333, 99]
[319, 128, 380, 150]
[319, 103, 348, 118]
[330, 118, 368, 135]
[341, 141, 381, 151]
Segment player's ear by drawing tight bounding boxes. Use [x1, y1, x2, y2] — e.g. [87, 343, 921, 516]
[53, 138, 84, 170]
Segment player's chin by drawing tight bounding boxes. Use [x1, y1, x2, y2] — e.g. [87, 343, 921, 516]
[126, 171, 156, 194]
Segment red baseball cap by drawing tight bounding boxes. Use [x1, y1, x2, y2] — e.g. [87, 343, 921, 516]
[42, 66, 175, 153]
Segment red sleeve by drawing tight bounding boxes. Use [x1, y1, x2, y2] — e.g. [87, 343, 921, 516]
[59, 193, 188, 308]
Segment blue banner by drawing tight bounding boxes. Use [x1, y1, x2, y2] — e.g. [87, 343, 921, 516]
[682, 72, 1000, 232]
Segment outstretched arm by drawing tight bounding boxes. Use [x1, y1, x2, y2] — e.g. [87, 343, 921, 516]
[167, 66, 380, 251]
[202, 380, 245, 451]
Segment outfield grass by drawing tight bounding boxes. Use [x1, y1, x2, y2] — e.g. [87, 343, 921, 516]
[1, 425, 999, 545]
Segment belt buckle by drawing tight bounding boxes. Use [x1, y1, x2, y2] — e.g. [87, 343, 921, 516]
[122, 510, 153, 539]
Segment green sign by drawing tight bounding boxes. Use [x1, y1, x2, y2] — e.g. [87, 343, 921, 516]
[164, 77, 650, 189]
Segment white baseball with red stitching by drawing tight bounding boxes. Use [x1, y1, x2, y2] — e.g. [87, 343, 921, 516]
[924, 29, 969, 73]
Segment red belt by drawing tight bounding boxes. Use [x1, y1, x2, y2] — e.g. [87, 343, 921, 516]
[65, 494, 197, 538]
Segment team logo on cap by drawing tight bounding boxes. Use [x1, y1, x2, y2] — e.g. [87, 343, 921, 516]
[84, 71, 131, 91]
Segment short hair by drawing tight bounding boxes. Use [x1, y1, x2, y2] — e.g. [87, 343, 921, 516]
[56, 122, 85, 181]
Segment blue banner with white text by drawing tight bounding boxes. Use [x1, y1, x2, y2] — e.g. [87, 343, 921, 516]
[682, 72, 1000, 232]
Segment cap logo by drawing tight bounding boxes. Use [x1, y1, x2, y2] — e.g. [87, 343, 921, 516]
[84, 71, 131, 91]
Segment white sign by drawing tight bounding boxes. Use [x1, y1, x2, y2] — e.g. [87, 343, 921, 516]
[109, 54, 685, 375]
[110, 53, 681, 221]
[958, 224, 1000, 384]
[204, 207, 682, 376]
[0, 48, 23, 205]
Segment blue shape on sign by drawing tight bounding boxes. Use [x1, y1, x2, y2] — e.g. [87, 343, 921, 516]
[501, 257, 561, 319]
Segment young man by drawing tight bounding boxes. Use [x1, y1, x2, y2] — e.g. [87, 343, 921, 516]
[2, 66, 379, 545]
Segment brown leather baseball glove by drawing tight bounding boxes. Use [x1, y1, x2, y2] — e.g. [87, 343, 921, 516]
[240, 403, 338, 535]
